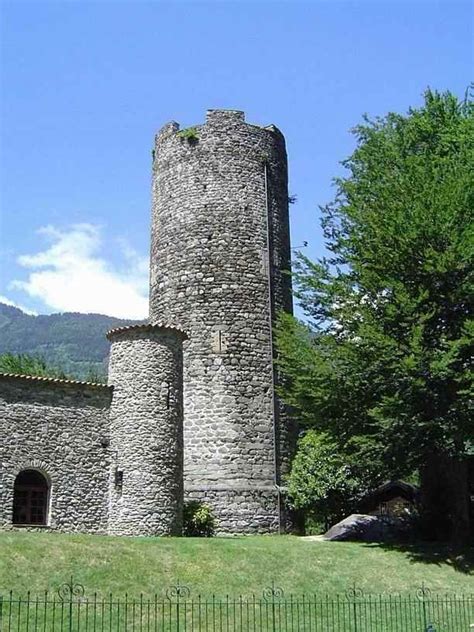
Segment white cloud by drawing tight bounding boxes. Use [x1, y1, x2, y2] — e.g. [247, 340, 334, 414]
[0, 294, 37, 315]
[11, 224, 149, 319]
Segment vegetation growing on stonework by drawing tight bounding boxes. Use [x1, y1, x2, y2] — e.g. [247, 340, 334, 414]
[177, 126, 199, 143]
[277, 89, 474, 545]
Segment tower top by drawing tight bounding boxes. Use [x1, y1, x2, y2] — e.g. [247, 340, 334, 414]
[206, 109, 245, 124]
[155, 109, 283, 142]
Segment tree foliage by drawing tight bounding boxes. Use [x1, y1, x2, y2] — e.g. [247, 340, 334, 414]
[0, 352, 107, 383]
[277, 89, 473, 540]
[0, 353, 68, 379]
[286, 430, 378, 531]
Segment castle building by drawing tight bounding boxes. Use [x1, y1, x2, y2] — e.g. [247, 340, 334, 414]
[0, 110, 294, 536]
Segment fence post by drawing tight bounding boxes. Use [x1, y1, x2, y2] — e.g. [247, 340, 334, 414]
[263, 581, 284, 632]
[57, 576, 85, 632]
[346, 583, 363, 632]
[417, 583, 435, 631]
[166, 581, 191, 632]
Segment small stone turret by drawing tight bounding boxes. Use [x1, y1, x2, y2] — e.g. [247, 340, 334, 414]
[149, 109, 294, 533]
[106, 324, 187, 536]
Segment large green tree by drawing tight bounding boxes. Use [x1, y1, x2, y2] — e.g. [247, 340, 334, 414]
[277, 89, 473, 544]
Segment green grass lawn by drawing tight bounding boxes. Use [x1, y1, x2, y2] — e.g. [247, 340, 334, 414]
[0, 532, 472, 597]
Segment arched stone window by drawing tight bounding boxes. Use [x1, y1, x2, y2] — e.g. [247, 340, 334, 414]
[12, 469, 49, 525]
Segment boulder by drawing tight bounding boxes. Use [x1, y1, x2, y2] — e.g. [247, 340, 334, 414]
[323, 513, 408, 542]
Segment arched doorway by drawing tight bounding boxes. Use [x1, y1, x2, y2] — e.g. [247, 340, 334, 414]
[12, 469, 49, 525]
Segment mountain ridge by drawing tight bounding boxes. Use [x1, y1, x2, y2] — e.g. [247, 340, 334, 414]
[0, 302, 140, 379]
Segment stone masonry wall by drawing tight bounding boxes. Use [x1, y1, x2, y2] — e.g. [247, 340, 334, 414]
[107, 325, 186, 536]
[0, 375, 112, 533]
[149, 109, 294, 533]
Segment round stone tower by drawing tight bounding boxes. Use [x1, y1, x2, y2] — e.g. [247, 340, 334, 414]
[150, 109, 293, 533]
[106, 324, 187, 536]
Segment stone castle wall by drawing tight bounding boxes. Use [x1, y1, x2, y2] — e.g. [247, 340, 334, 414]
[149, 109, 293, 533]
[0, 109, 296, 537]
[0, 375, 112, 533]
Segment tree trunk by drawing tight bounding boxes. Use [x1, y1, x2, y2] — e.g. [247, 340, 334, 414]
[420, 453, 471, 546]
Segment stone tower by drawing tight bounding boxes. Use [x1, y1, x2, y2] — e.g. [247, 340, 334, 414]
[150, 109, 293, 533]
[107, 324, 187, 536]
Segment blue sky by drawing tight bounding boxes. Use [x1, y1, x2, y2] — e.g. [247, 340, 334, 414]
[0, 0, 471, 317]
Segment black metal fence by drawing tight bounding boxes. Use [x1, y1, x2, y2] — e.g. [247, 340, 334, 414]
[1, 579, 472, 631]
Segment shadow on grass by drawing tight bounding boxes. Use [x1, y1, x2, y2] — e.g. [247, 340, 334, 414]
[363, 542, 474, 575]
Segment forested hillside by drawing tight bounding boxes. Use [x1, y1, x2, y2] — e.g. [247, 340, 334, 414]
[0, 303, 139, 379]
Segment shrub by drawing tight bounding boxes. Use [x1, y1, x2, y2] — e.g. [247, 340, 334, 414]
[183, 501, 215, 537]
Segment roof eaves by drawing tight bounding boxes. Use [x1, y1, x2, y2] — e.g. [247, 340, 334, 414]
[0, 372, 111, 389]
[106, 322, 188, 340]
